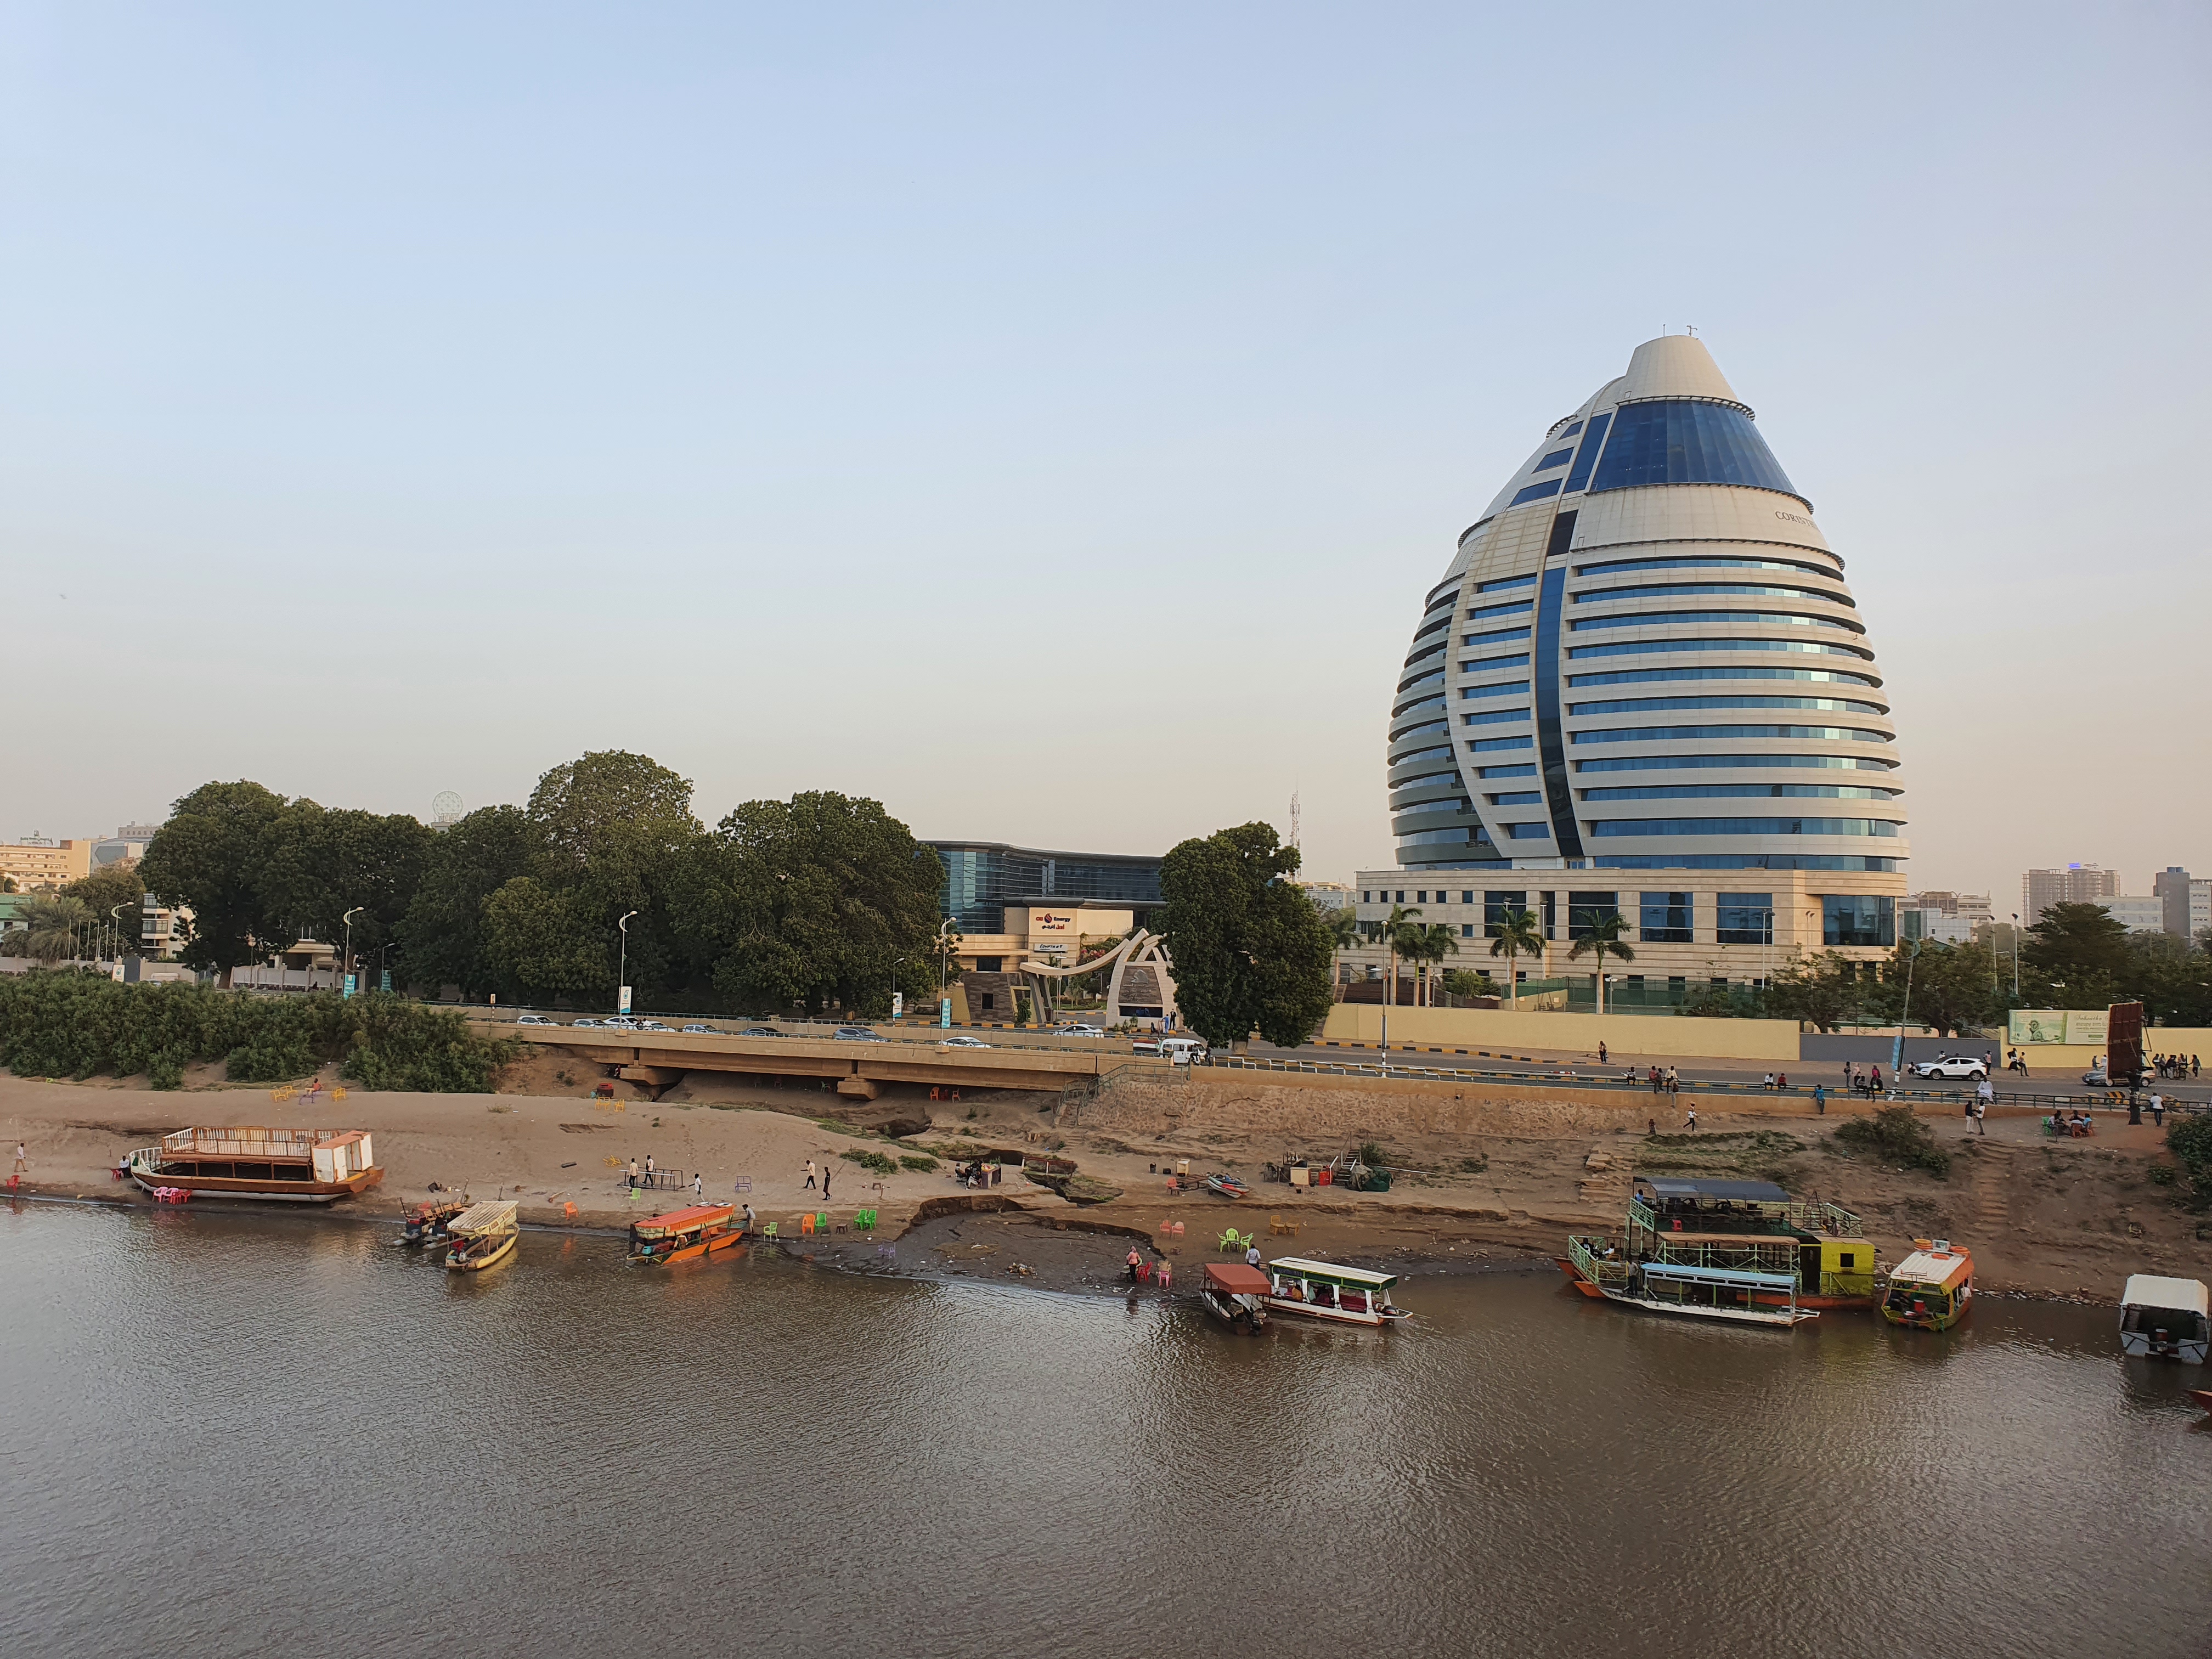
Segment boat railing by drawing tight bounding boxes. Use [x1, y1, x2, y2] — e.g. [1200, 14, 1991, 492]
[1628, 1195, 1865, 1240]
[1648, 1234, 1798, 1276]
[160, 1127, 335, 1158]
[1566, 1234, 1634, 1289]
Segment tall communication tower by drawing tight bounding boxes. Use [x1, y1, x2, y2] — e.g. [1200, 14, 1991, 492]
[1289, 789, 1301, 853]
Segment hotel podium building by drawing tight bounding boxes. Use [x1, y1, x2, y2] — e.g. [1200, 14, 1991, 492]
[1354, 336, 1906, 995]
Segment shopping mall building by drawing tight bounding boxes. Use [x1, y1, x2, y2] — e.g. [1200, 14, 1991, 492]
[1353, 335, 1906, 997]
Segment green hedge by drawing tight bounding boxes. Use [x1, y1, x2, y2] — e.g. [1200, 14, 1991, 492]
[0, 972, 519, 1092]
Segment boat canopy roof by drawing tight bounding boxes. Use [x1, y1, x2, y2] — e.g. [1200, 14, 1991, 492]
[447, 1200, 518, 1235]
[1267, 1256, 1397, 1289]
[635, 1203, 733, 1238]
[1891, 1248, 1972, 1289]
[1637, 1177, 1792, 1204]
[2120, 1274, 2208, 1316]
[1205, 1262, 1272, 1295]
[1641, 1261, 1797, 1290]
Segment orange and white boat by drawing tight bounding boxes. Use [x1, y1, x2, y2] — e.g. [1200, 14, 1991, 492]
[125, 1127, 383, 1204]
[629, 1203, 747, 1266]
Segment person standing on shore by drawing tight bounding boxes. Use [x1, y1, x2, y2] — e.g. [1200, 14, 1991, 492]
[1812, 1084, 1826, 1116]
[1126, 1246, 1143, 1283]
[692, 1171, 703, 1200]
[742, 1203, 755, 1232]
[805, 1159, 817, 1192]
[627, 1158, 639, 1193]
[821, 1164, 832, 1203]
[644, 1154, 654, 1183]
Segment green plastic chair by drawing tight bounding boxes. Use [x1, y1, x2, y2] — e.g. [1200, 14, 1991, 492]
[816, 1212, 830, 1232]
[763, 1220, 778, 1238]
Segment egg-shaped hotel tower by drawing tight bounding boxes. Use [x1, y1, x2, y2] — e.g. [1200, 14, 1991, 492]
[1356, 336, 1904, 990]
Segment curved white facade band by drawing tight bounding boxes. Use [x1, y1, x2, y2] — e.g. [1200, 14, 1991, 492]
[1388, 336, 1906, 894]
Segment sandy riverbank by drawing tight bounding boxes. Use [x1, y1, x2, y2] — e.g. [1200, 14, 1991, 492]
[4, 1063, 2205, 1301]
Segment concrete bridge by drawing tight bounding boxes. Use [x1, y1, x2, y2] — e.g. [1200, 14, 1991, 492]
[514, 1025, 1168, 1099]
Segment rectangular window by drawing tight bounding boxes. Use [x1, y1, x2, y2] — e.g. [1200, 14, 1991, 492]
[1468, 600, 1534, 621]
[1470, 735, 1536, 753]
[1820, 893, 1895, 946]
[1476, 574, 1537, 592]
[1463, 627, 1533, 648]
[1483, 891, 1528, 936]
[1562, 410, 1612, 494]
[1462, 680, 1532, 699]
[1460, 891, 1475, 904]
[1558, 420, 1583, 439]
[1464, 708, 1531, 726]
[1395, 891, 1405, 904]
[1506, 823, 1551, 839]
[1476, 763, 1538, 779]
[1716, 893, 1774, 945]
[1640, 891, 1694, 943]
[1509, 479, 1564, 506]
[1361, 891, 1370, 903]
[1536, 448, 1574, 471]
[1487, 791, 1543, 805]
[1461, 653, 1531, 673]
[1566, 891, 1620, 939]
[1461, 923, 1475, 938]
[1415, 891, 1428, 904]
[978, 956, 1004, 972]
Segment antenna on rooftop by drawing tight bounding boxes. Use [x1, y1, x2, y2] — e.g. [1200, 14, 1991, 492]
[1686, 324, 1698, 338]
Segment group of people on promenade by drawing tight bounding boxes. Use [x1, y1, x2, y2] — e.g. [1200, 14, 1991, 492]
[2150, 1053, 2200, 1080]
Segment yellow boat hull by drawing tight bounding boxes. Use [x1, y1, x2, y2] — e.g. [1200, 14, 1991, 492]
[444, 1232, 517, 1273]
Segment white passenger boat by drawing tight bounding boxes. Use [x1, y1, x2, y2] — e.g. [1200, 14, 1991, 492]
[1263, 1257, 1409, 1327]
[2118, 1274, 2208, 1363]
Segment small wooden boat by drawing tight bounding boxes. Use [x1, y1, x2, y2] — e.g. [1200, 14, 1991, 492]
[1203, 1173, 1250, 1200]
[124, 1127, 383, 1204]
[443, 1200, 519, 1273]
[1264, 1257, 1409, 1327]
[630, 1202, 746, 1266]
[2119, 1274, 2209, 1364]
[1199, 1261, 1271, 1327]
[1881, 1240, 1974, 1331]
[398, 1197, 470, 1246]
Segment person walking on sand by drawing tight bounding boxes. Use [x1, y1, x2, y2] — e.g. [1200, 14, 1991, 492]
[627, 1158, 639, 1193]
[805, 1159, 817, 1192]
[821, 1164, 832, 1202]
[1245, 1242, 1263, 1268]
[1684, 1107, 1698, 1133]
[693, 1171, 703, 1200]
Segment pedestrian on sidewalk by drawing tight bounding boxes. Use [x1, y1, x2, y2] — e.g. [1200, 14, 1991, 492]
[805, 1159, 817, 1191]
[1599, 1041, 1609, 1064]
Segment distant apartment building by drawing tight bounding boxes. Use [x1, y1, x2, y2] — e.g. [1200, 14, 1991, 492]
[140, 895, 193, 960]
[2104, 894, 2169, 934]
[2153, 867, 2211, 941]
[1296, 880, 1355, 917]
[0, 838, 93, 891]
[93, 822, 162, 867]
[2023, 864, 2118, 924]
[1901, 889, 1991, 945]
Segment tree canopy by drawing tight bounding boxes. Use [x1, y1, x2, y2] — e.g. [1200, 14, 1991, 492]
[1155, 822, 1333, 1048]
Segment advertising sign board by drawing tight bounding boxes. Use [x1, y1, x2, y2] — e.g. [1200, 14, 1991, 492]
[2007, 1009, 2109, 1046]
[619, 985, 633, 1015]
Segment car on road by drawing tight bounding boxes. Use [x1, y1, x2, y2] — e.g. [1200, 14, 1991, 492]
[516, 1014, 557, 1027]
[1052, 1022, 1107, 1038]
[680, 1023, 718, 1035]
[601, 1017, 641, 1031]
[834, 1025, 888, 1042]
[738, 1025, 782, 1037]
[571, 1018, 601, 1028]
[2083, 1064, 2113, 1086]
[1133, 1035, 1209, 1064]
[938, 1034, 992, 1049]
[634, 1020, 672, 1032]
[1910, 1056, 1989, 1081]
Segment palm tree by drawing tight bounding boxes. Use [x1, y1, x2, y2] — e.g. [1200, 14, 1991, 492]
[1324, 907, 1362, 998]
[1488, 907, 1543, 1009]
[1381, 904, 1423, 1006]
[3, 895, 93, 965]
[1566, 910, 1637, 1015]
[1411, 921, 1460, 1006]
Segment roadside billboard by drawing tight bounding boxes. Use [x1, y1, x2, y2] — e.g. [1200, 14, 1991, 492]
[2007, 1009, 2109, 1047]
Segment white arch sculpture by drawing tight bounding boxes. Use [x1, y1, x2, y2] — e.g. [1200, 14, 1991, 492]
[1017, 929, 1177, 1027]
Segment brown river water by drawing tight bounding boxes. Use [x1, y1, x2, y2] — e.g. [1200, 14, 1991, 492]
[3, 1202, 2207, 1659]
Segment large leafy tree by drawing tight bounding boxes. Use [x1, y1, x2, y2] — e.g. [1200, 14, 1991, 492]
[1767, 951, 1867, 1033]
[137, 781, 292, 983]
[482, 878, 616, 1000]
[257, 804, 434, 968]
[674, 792, 944, 1015]
[528, 750, 699, 873]
[1869, 940, 2004, 1039]
[1155, 822, 1333, 1049]
[2022, 902, 2131, 1008]
[397, 806, 544, 997]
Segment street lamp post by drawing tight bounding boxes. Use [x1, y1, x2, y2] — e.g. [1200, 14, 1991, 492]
[935, 918, 961, 1025]
[111, 905, 127, 973]
[1891, 940, 1921, 1080]
[890, 956, 906, 1023]
[342, 907, 363, 997]
[2009, 913, 2021, 1002]
[617, 911, 639, 1016]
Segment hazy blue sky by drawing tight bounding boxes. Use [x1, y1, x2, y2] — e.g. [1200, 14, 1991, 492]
[5, 3, 2207, 911]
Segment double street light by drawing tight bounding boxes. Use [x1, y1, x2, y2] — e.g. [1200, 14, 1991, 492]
[342, 907, 364, 997]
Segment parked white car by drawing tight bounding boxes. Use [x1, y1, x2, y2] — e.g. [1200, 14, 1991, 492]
[1053, 1023, 1107, 1038]
[938, 1034, 993, 1049]
[1910, 1056, 1989, 1081]
[680, 1023, 718, 1035]
[571, 1018, 601, 1028]
[516, 1014, 557, 1027]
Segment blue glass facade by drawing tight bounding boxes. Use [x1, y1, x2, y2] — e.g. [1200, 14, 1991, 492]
[1588, 400, 1801, 501]
[929, 842, 1164, 933]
